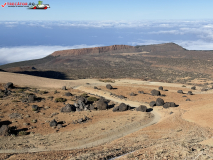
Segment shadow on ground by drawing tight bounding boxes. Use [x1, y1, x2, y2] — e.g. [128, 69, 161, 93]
[14, 71, 69, 80]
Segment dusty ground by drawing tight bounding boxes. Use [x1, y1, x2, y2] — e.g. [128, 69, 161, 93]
[1, 72, 213, 159]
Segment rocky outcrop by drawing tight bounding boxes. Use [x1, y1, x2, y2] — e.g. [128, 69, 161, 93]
[51, 45, 134, 57]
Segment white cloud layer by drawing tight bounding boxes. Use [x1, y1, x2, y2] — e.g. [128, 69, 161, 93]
[0, 44, 102, 65]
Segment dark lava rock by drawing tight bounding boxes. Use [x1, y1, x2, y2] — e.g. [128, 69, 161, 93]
[163, 102, 176, 108]
[149, 101, 156, 107]
[62, 86, 66, 90]
[136, 105, 147, 112]
[112, 106, 119, 112]
[61, 104, 75, 112]
[118, 95, 125, 99]
[201, 88, 208, 91]
[96, 98, 108, 110]
[187, 91, 193, 95]
[77, 96, 87, 104]
[57, 124, 62, 129]
[0, 125, 9, 136]
[65, 92, 72, 96]
[106, 84, 113, 90]
[50, 119, 57, 127]
[151, 90, 161, 96]
[130, 92, 136, 96]
[5, 82, 13, 89]
[177, 90, 183, 94]
[118, 103, 130, 111]
[138, 91, 144, 94]
[156, 98, 164, 106]
[32, 105, 38, 111]
[88, 104, 95, 110]
[28, 94, 35, 102]
[158, 86, 163, 90]
[191, 86, 196, 90]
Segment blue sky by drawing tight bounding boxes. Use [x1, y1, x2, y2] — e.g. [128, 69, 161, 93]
[1, 1, 213, 65]
[1, 0, 213, 21]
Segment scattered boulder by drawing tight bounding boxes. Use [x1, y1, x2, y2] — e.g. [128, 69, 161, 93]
[50, 119, 57, 127]
[186, 99, 191, 101]
[130, 92, 136, 96]
[156, 98, 164, 106]
[191, 86, 196, 90]
[138, 91, 144, 94]
[32, 105, 38, 111]
[187, 91, 193, 95]
[118, 103, 129, 111]
[61, 104, 76, 112]
[5, 82, 13, 89]
[149, 101, 156, 107]
[0, 125, 9, 136]
[88, 104, 95, 110]
[96, 98, 108, 110]
[151, 90, 161, 96]
[136, 105, 147, 112]
[158, 86, 163, 90]
[28, 94, 35, 102]
[118, 95, 125, 99]
[163, 102, 176, 108]
[94, 86, 98, 89]
[106, 84, 113, 90]
[177, 90, 183, 94]
[62, 86, 66, 90]
[65, 92, 72, 96]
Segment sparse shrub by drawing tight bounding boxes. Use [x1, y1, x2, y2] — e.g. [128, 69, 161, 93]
[80, 93, 88, 98]
[87, 97, 98, 102]
[12, 100, 20, 103]
[39, 91, 48, 95]
[32, 119, 37, 123]
[127, 153, 135, 158]
[54, 90, 58, 94]
[99, 79, 115, 83]
[16, 88, 26, 93]
[55, 97, 67, 102]
[18, 131, 27, 136]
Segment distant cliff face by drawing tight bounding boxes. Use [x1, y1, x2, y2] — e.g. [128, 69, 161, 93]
[51, 45, 134, 57]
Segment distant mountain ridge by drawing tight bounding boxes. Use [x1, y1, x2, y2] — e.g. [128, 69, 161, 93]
[0, 43, 212, 83]
[51, 45, 135, 57]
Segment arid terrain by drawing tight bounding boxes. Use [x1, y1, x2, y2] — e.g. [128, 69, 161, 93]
[1, 43, 213, 159]
[0, 71, 213, 159]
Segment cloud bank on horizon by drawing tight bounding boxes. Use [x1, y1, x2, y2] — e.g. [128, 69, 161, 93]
[1, 20, 213, 65]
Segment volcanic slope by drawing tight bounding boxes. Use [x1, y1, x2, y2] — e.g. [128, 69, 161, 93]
[1, 43, 213, 84]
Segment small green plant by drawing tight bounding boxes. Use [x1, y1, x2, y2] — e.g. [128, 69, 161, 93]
[18, 131, 27, 136]
[54, 90, 58, 94]
[55, 97, 67, 102]
[12, 100, 20, 103]
[16, 88, 26, 93]
[87, 97, 98, 102]
[99, 79, 115, 83]
[80, 93, 88, 98]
